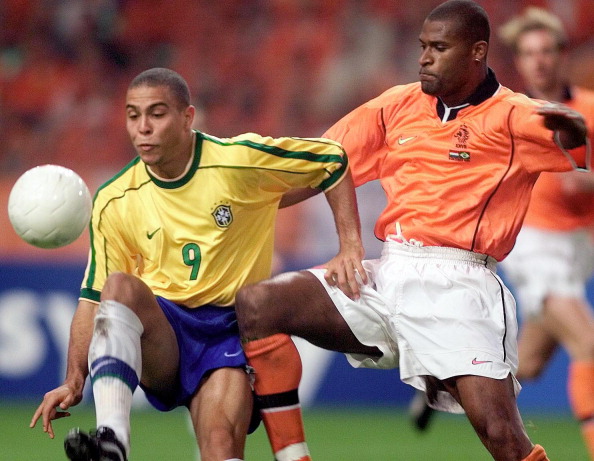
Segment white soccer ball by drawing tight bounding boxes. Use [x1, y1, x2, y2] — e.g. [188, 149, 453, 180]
[8, 165, 92, 249]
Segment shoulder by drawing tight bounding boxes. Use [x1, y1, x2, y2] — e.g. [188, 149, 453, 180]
[364, 82, 424, 109]
[495, 86, 543, 108]
[485, 87, 546, 124]
[94, 157, 147, 203]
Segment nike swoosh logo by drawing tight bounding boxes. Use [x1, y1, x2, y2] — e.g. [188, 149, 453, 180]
[398, 136, 416, 145]
[471, 358, 492, 365]
[147, 228, 161, 239]
[224, 350, 243, 358]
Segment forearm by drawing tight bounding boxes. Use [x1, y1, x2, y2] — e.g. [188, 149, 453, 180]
[64, 300, 97, 393]
[324, 171, 363, 251]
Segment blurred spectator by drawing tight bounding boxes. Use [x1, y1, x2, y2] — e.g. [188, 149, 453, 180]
[1, 0, 593, 263]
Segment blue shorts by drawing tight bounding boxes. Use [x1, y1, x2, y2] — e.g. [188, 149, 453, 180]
[139, 299, 260, 432]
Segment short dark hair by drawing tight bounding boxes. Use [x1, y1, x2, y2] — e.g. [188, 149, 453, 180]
[129, 68, 191, 109]
[427, 0, 490, 44]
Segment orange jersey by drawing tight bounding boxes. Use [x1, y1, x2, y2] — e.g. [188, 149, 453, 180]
[324, 75, 588, 261]
[522, 86, 594, 231]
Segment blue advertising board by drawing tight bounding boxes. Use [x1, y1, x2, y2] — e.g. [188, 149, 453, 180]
[0, 262, 577, 413]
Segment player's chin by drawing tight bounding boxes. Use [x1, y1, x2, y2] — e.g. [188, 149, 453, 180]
[138, 150, 160, 164]
[420, 80, 439, 96]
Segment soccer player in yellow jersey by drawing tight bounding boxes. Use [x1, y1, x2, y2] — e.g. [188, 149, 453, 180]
[29, 67, 366, 461]
[234, 1, 590, 460]
[497, 8, 594, 459]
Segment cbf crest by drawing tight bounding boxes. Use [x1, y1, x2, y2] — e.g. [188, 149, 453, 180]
[212, 203, 233, 228]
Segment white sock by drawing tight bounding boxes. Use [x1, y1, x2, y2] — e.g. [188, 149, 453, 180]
[88, 300, 144, 455]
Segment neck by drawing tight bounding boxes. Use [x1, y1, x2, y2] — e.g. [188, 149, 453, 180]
[148, 132, 195, 180]
[441, 68, 488, 107]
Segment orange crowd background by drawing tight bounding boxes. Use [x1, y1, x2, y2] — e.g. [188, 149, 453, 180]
[1, 0, 593, 264]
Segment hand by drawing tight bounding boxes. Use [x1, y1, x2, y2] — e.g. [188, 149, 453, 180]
[536, 102, 587, 149]
[323, 241, 367, 300]
[30, 384, 82, 439]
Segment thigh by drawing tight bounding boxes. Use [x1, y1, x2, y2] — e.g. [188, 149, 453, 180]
[517, 318, 557, 379]
[445, 374, 533, 460]
[542, 295, 594, 360]
[189, 367, 253, 459]
[101, 273, 179, 391]
[237, 270, 379, 355]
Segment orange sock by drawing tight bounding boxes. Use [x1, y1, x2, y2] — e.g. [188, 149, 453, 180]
[244, 333, 311, 461]
[568, 361, 594, 459]
[521, 444, 549, 461]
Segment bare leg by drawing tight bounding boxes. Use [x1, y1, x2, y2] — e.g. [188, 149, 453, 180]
[540, 295, 594, 362]
[516, 319, 557, 380]
[443, 374, 533, 461]
[540, 295, 594, 458]
[189, 367, 253, 461]
[74, 272, 180, 458]
[236, 270, 380, 356]
[100, 272, 179, 395]
[235, 270, 379, 461]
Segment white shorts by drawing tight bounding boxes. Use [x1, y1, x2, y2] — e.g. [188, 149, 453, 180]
[501, 226, 594, 319]
[309, 241, 520, 414]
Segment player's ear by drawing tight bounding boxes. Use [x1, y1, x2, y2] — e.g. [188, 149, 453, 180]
[185, 105, 196, 129]
[473, 41, 488, 62]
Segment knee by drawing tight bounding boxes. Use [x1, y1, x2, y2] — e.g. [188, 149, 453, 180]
[199, 427, 240, 461]
[235, 282, 275, 338]
[478, 419, 530, 460]
[516, 359, 544, 381]
[482, 419, 512, 443]
[580, 333, 594, 361]
[101, 272, 146, 311]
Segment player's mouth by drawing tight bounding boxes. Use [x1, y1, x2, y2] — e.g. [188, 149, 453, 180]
[138, 144, 157, 152]
[419, 71, 436, 81]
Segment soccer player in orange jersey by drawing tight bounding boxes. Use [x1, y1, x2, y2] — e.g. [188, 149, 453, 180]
[497, 8, 594, 459]
[235, 1, 590, 460]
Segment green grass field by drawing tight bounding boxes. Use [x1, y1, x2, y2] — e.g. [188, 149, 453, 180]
[4, 403, 587, 460]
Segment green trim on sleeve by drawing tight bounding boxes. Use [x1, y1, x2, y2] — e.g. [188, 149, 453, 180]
[85, 219, 97, 289]
[202, 133, 346, 165]
[80, 288, 101, 303]
[237, 139, 345, 164]
[318, 155, 349, 191]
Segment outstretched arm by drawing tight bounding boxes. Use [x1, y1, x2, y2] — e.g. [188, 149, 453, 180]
[537, 102, 588, 149]
[30, 300, 97, 438]
[321, 170, 367, 300]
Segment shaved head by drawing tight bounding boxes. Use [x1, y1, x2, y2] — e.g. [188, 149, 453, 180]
[427, 0, 490, 45]
[129, 68, 191, 111]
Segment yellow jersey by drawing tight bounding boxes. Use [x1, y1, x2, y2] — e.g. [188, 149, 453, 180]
[81, 130, 347, 307]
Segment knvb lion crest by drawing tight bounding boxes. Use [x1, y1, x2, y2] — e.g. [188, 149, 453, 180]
[212, 204, 233, 227]
[454, 124, 469, 148]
